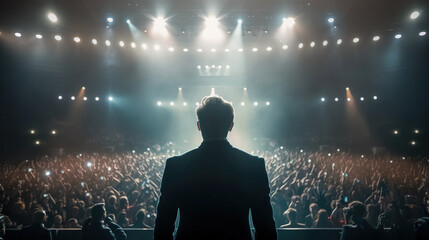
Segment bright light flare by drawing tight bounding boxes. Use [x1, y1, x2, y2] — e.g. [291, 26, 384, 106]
[73, 37, 81, 43]
[54, 35, 62, 41]
[395, 34, 402, 39]
[15, 32, 22, 37]
[419, 31, 426, 36]
[48, 13, 58, 23]
[353, 37, 359, 43]
[337, 39, 342, 45]
[328, 17, 334, 23]
[323, 40, 328, 46]
[35, 34, 43, 39]
[282, 17, 295, 28]
[58, 96, 62, 100]
[107, 17, 113, 23]
[45, 170, 51, 176]
[410, 11, 420, 19]
[108, 96, 113, 102]
[119, 41, 125, 47]
[152, 17, 168, 36]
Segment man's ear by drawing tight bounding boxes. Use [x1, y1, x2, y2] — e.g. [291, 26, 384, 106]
[229, 122, 234, 132]
[197, 121, 201, 131]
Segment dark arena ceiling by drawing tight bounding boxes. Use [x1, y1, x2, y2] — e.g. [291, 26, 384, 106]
[0, 0, 429, 157]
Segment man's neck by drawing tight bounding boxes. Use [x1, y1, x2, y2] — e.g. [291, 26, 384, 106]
[203, 137, 227, 142]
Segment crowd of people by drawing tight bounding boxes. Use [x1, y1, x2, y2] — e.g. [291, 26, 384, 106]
[0, 140, 428, 238]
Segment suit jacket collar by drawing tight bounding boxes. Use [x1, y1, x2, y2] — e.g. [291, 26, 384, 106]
[199, 139, 232, 148]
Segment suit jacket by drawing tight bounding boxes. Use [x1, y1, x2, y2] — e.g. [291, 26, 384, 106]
[154, 140, 277, 240]
[22, 223, 52, 240]
[341, 220, 383, 240]
[81, 218, 127, 240]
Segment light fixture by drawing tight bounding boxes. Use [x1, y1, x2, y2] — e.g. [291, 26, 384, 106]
[73, 37, 81, 43]
[373, 36, 380, 41]
[54, 35, 62, 41]
[48, 13, 58, 23]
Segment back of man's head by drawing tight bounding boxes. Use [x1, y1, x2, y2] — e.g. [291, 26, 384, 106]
[32, 210, 46, 224]
[91, 203, 106, 221]
[135, 209, 145, 222]
[349, 201, 366, 218]
[196, 95, 234, 139]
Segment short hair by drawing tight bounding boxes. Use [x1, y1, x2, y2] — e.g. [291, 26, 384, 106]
[91, 203, 106, 220]
[284, 208, 297, 221]
[349, 201, 366, 218]
[135, 209, 145, 222]
[196, 95, 234, 139]
[32, 210, 46, 223]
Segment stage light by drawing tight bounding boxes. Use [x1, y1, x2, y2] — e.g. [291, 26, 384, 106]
[337, 39, 342, 45]
[266, 47, 272, 51]
[252, 47, 258, 52]
[131, 42, 136, 48]
[225, 48, 230, 52]
[243, 87, 247, 91]
[168, 47, 174, 52]
[323, 40, 328, 46]
[73, 37, 81, 43]
[298, 43, 303, 48]
[92, 39, 97, 45]
[211, 48, 216, 52]
[205, 65, 210, 69]
[197, 48, 202, 52]
[51, 130, 56, 135]
[241, 102, 245, 106]
[226, 65, 230, 69]
[347, 97, 351, 102]
[282, 45, 288, 49]
[154, 44, 160, 51]
[238, 48, 243, 52]
[48, 13, 58, 23]
[15, 32, 22, 37]
[328, 17, 334, 23]
[414, 129, 420, 134]
[141, 43, 147, 49]
[153, 17, 167, 28]
[95, 97, 99, 101]
[395, 34, 402, 39]
[310, 42, 315, 47]
[410, 11, 420, 19]
[157, 101, 162, 106]
[334, 97, 339, 102]
[266, 101, 270, 106]
[196, 102, 200, 106]
[353, 37, 359, 43]
[419, 31, 426, 36]
[108, 96, 113, 102]
[107, 17, 113, 23]
[254, 102, 258, 106]
[126, 19, 131, 24]
[71, 96, 75, 100]
[247, 30, 252, 34]
[54, 35, 62, 41]
[372, 35, 380, 41]
[346, 87, 350, 90]
[45, 170, 51, 176]
[282, 17, 295, 28]
[411, 141, 416, 145]
[183, 48, 189, 52]
[30, 129, 35, 134]
[83, 97, 87, 101]
[58, 96, 63, 100]
[321, 98, 326, 102]
[211, 65, 216, 68]
[35, 34, 43, 39]
[237, 19, 243, 24]
[394, 130, 399, 135]
[373, 96, 378, 100]
[360, 97, 364, 101]
[170, 102, 174, 106]
[197, 65, 201, 69]
[105, 40, 111, 46]
[86, 162, 92, 168]
[119, 41, 125, 47]
[183, 102, 187, 106]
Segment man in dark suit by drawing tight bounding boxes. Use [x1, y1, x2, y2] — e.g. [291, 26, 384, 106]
[154, 95, 277, 240]
[22, 210, 52, 240]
